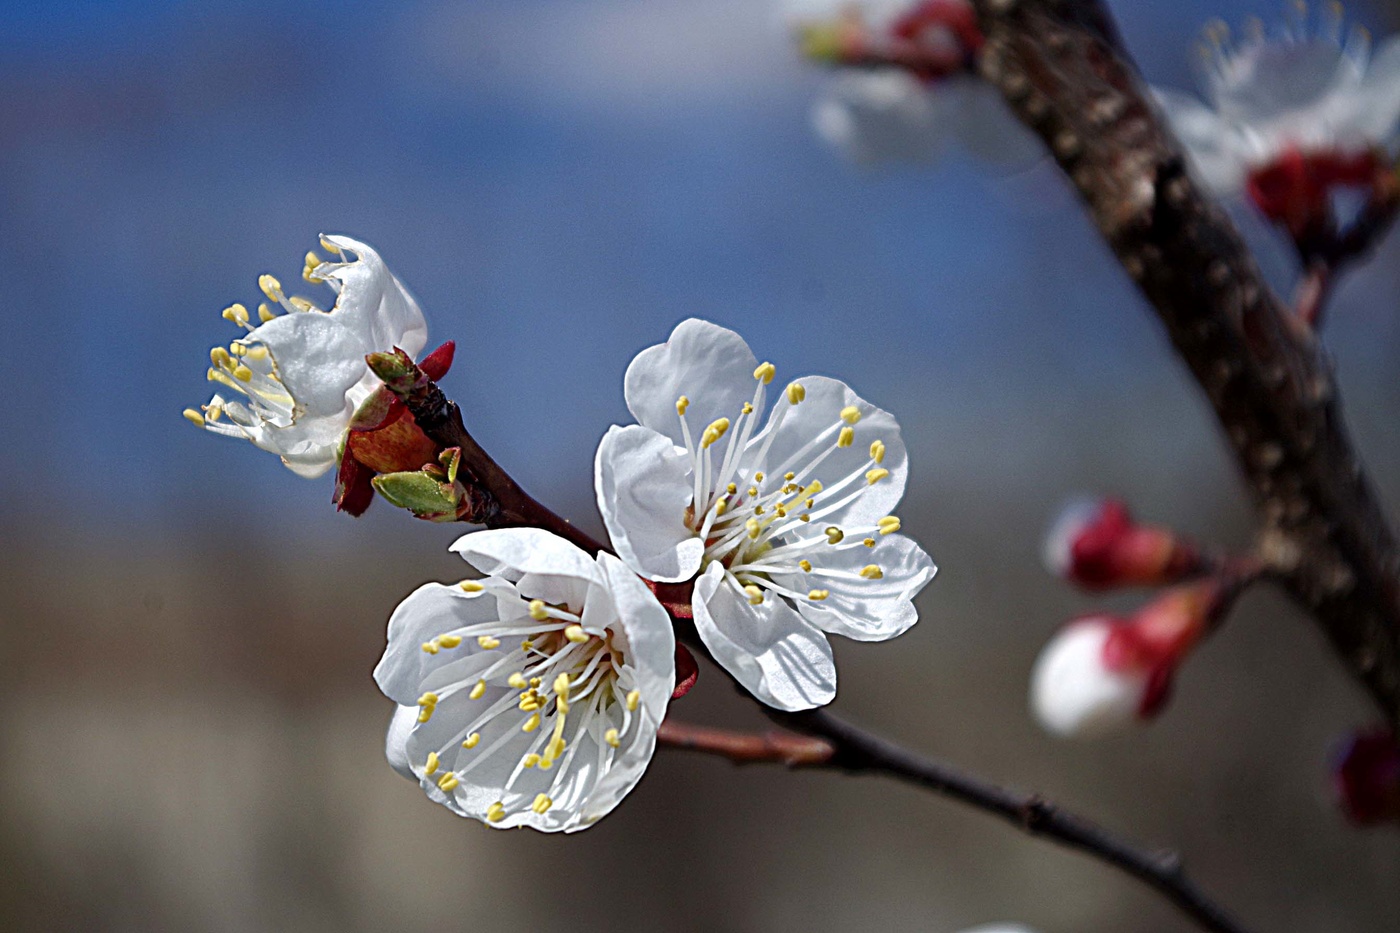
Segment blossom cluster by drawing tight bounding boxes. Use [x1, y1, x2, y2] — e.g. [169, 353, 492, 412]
[188, 238, 937, 830]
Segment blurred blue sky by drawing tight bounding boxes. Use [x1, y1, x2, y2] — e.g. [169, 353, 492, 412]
[3, 0, 1399, 533]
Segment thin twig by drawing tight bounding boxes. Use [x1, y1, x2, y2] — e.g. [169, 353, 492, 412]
[657, 719, 836, 766]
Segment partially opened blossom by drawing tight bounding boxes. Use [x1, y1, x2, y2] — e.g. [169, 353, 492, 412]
[376, 528, 675, 832]
[786, 0, 1039, 166]
[1154, 6, 1400, 233]
[184, 235, 429, 481]
[596, 319, 936, 711]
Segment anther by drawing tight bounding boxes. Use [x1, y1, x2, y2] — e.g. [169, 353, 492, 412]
[626, 689, 641, 711]
[727, 483, 738, 494]
[462, 732, 481, 749]
[564, 624, 588, 643]
[425, 751, 440, 775]
[742, 402, 754, 415]
[521, 639, 534, 652]
[701, 418, 731, 448]
[469, 679, 486, 700]
[257, 303, 277, 323]
[799, 560, 812, 572]
[486, 802, 506, 822]
[838, 426, 855, 448]
[522, 713, 541, 733]
[459, 581, 484, 592]
[319, 235, 342, 254]
[870, 440, 886, 463]
[863, 538, 876, 547]
[529, 599, 550, 621]
[754, 362, 776, 384]
[287, 296, 319, 313]
[531, 793, 553, 814]
[877, 516, 901, 535]
[222, 303, 249, 326]
[523, 753, 541, 768]
[825, 527, 844, 544]
[553, 672, 571, 696]
[438, 634, 462, 648]
[860, 565, 884, 579]
[744, 584, 764, 605]
[183, 408, 206, 426]
[605, 728, 621, 748]
[477, 635, 501, 649]
[808, 589, 830, 601]
[840, 406, 861, 424]
[211, 347, 233, 368]
[755, 472, 765, 482]
[865, 468, 889, 485]
[302, 251, 324, 283]
[787, 382, 806, 404]
[232, 364, 253, 382]
[421, 641, 440, 655]
[676, 395, 689, 416]
[508, 672, 528, 689]
[437, 773, 459, 792]
[258, 274, 283, 302]
[746, 518, 762, 540]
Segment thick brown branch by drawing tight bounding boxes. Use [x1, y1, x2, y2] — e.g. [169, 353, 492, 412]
[971, 0, 1400, 724]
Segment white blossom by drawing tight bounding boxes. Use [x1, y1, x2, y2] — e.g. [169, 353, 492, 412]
[185, 235, 428, 478]
[377, 528, 675, 832]
[1154, 6, 1400, 195]
[1029, 618, 1149, 739]
[595, 319, 936, 711]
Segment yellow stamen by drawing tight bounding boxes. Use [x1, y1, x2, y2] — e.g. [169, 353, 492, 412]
[714, 500, 727, 516]
[755, 472, 765, 482]
[437, 634, 462, 648]
[302, 251, 324, 283]
[529, 599, 550, 621]
[741, 402, 754, 415]
[553, 673, 571, 696]
[825, 527, 844, 544]
[258, 274, 283, 301]
[522, 713, 541, 733]
[727, 483, 738, 494]
[605, 728, 621, 748]
[865, 468, 889, 485]
[229, 342, 247, 356]
[462, 732, 481, 749]
[531, 793, 552, 814]
[744, 584, 763, 605]
[626, 689, 641, 711]
[232, 364, 253, 383]
[784, 472, 796, 480]
[878, 515, 901, 535]
[748, 486, 759, 497]
[459, 580, 484, 592]
[701, 417, 731, 448]
[523, 753, 541, 768]
[507, 672, 528, 689]
[425, 752, 440, 776]
[319, 235, 342, 254]
[837, 426, 855, 448]
[676, 395, 689, 416]
[222, 303, 249, 326]
[257, 302, 277, 323]
[210, 346, 233, 368]
[205, 404, 223, 421]
[564, 624, 588, 643]
[799, 560, 812, 572]
[746, 518, 761, 540]
[469, 679, 486, 700]
[437, 773, 459, 792]
[486, 802, 506, 822]
[521, 639, 534, 652]
[477, 635, 501, 649]
[860, 565, 884, 580]
[864, 537, 876, 547]
[287, 296, 318, 313]
[870, 440, 886, 463]
[808, 589, 830, 601]
[840, 405, 861, 424]
[530, 677, 542, 688]
[182, 408, 206, 426]
[786, 382, 806, 404]
[421, 640, 440, 655]
[753, 361, 776, 384]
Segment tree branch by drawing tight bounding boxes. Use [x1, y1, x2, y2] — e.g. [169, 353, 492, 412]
[657, 719, 837, 766]
[971, 0, 1400, 725]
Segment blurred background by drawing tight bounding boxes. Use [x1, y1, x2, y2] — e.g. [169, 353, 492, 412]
[2, 0, 1399, 930]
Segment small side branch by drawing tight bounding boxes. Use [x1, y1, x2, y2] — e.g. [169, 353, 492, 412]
[657, 719, 836, 766]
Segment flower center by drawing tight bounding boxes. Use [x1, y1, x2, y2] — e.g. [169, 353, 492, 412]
[414, 584, 641, 822]
[673, 363, 900, 607]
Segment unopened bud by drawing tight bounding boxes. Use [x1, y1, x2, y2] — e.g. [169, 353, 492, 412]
[1043, 497, 1201, 590]
[1333, 729, 1400, 826]
[1031, 578, 1232, 738]
[371, 470, 465, 522]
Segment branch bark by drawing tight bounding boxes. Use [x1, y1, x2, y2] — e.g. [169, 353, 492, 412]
[970, 0, 1400, 724]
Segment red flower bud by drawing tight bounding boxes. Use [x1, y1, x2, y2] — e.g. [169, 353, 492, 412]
[1245, 145, 1384, 241]
[1044, 497, 1202, 590]
[1334, 729, 1400, 827]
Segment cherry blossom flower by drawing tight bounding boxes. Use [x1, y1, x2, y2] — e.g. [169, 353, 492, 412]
[376, 528, 675, 832]
[595, 319, 936, 711]
[184, 235, 428, 480]
[786, 0, 1039, 166]
[1154, 5, 1400, 231]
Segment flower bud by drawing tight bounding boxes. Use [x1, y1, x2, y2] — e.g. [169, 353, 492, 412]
[1031, 579, 1230, 738]
[1245, 146, 1384, 243]
[1043, 497, 1201, 591]
[1333, 729, 1400, 827]
[372, 470, 467, 522]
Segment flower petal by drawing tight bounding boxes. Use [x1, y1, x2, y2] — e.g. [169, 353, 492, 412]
[384, 703, 420, 781]
[1152, 88, 1248, 195]
[449, 527, 601, 586]
[595, 424, 706, 583]
[812, 70, 952, 165]
[598, 552, 676, 710]
[318, 234, 429, 361]
[781, 533, 937, 641]
[692, 563, 837, 711]
[623, 318, 760, 443]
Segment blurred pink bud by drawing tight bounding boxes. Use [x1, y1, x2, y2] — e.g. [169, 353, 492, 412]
[1043, 497, 1202, 590]
[1333, 729, 1400, 827]
[1031, 579, 1230, 738]
[1246, 146, 1384, 242]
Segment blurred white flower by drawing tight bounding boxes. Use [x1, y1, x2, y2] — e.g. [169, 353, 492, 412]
[1154, 5, 1400, 198]
[595, 318, 936, 711]
[185, 235, 428, 478]
[1030, 617, 1151, 739]
[956, 926, 1040, 933]
[377, 528, 675, 832]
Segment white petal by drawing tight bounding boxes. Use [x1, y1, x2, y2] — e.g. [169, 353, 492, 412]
[1332, 35, 1400, 144]
[317, 234, 429, 361]
[782, 533, 936, 641]
[754, 374, 906, 527]
[1152, 88, 1249, 195]
[595, 424, 705, 583]
[623, 318, 760, 444]
[598, 552, 676, 710]
[692, 563, 837, 711]
[372, 580, 520, 705]
[1029, 619, 1148, 739]
[449, 528, 601, 586]
[384, 704, 419, 781]
[812, 70, 952, 165]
